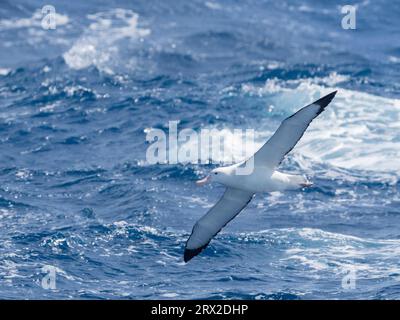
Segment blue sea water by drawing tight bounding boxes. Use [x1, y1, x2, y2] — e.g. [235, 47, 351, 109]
[0, 0, 400, 299]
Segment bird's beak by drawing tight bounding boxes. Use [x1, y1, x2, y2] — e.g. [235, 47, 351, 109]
[196, 175, 211, 186]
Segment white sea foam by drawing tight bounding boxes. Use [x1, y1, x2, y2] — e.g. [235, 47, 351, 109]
[205, 2, 222, 10]
[249, 227, 400, 280]
[161, 292, 179, 298]
[0, 10, 69, 29]
[0, 68, 10, 76]
[63, 9, 150, 74]
[388, 56, 400, 64]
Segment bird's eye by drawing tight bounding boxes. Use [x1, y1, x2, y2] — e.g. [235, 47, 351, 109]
[214, 172, 218, 175]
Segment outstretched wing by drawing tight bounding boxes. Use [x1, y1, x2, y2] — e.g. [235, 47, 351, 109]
[184, 188, 254, 262]
[249, 91, 337, 170]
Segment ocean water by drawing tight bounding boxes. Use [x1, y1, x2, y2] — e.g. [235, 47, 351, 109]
[0, 0, 400, 299]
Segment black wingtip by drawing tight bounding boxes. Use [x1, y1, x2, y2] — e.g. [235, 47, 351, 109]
[184, 248, 203, 263]
[313, 90, 337, 109]
[184, 241, 210, 263]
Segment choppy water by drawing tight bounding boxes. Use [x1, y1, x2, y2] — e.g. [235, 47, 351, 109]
[0, 0, 400, 299]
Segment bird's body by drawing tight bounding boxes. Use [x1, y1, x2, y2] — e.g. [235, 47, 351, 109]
[184, 91, 338, 262]
[211, 162, 308, 193]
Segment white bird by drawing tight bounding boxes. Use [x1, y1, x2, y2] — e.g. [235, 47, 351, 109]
[184, 91, 337, 262]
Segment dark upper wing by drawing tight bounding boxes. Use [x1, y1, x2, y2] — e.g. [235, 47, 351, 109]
[184, 188, 254, 262]
[248, 91, 337, 170]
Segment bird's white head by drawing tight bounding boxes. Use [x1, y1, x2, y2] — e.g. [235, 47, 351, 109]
[196, 167, 231, 186]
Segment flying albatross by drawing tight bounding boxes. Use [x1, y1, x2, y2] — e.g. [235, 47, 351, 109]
[184, 90, 337, 262]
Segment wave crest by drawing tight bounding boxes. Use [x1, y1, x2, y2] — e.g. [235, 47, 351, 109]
[63, 9, 150, 74]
